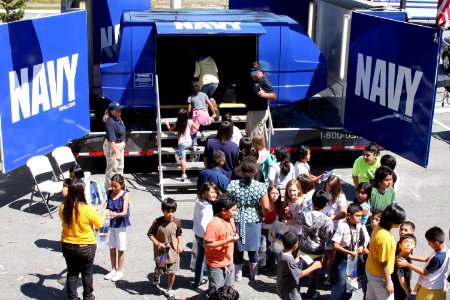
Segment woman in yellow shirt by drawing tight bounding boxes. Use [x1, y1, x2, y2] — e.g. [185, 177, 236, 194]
[60, 180, 109, 300]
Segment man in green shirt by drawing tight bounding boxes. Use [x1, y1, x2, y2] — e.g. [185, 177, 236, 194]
[352, 142, 381, 187]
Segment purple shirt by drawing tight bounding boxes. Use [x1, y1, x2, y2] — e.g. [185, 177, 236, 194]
[204, 139, 239, 179]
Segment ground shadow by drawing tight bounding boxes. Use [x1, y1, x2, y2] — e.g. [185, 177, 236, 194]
[181, 219, 193, 230]
[9, 198, 60, 218]
[248, 279, 277, 294]
[432, 131, 450, 147]
[20, 271, 66, 299]
[0, 165, 34, 209]
[34, 239, 62, 253]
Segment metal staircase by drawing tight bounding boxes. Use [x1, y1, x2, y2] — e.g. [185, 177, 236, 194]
[155, 75, 274, 201]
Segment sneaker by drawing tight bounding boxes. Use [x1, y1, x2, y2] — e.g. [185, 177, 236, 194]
[104, 269, 116, 280]
[181, 174, 187, 181]
[306, 291, 320, 300]
[167, 289, 175, 299]
[191, 278, 208, 288]
[200, 132, 207, 141]
[111, 271, 123, 282]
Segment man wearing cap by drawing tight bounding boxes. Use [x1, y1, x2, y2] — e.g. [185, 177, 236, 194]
[246, 62, 276, 137]
[103, 101, 126, 190]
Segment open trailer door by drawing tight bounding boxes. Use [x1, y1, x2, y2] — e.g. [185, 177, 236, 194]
[344, 12, 440, 167]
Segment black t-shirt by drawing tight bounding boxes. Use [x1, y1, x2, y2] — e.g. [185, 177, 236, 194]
[246, 75, 274, 111]
[392, 257, 412, 300]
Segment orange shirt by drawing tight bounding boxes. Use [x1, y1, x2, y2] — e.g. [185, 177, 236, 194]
[204, 216, 235, 268]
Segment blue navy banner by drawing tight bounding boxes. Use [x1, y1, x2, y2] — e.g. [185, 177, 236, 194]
[345, 12, 440, 167]
[0, 11, 90, 172]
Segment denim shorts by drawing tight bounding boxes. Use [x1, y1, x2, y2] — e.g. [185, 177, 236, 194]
[178, 142, 192, 158]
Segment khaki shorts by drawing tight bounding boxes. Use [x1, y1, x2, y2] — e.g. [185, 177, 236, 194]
[414, 283, 446, 300]
[154, 260, 180, 275]
[245, 110, 268, 137]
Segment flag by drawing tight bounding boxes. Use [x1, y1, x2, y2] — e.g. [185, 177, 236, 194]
[437, 0, 450, 29]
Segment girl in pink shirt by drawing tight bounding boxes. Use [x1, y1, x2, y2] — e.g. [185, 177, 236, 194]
[165, 109, 199, 180]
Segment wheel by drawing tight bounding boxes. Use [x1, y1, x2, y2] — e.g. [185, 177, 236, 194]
[443, 51, 450, 71]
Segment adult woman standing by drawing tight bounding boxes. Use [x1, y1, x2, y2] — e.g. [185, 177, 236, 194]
[103, 101, 126, 190]
[60, 180, 109, 300]
[227, 157, 269, 281]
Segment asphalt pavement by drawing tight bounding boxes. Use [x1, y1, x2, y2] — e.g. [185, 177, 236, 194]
[2, 89, 450, 299]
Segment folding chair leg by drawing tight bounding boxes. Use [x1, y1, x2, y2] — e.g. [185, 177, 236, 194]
[28, 189, 35, 213]
[36, 189, 53, 219]
[44, 193, 53, 219]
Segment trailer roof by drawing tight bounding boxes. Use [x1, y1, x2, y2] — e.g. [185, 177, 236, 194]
[126, 9, 293, 24]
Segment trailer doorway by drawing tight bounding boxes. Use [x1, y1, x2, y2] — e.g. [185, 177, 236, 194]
[155, 35, 258, 106]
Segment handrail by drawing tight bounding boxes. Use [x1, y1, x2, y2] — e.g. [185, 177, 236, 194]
[267, 106, 274, 151]
[155, 74, 164, 200]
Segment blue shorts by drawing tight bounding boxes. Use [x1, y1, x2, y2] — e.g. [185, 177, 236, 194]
[178, 142, 192, 158]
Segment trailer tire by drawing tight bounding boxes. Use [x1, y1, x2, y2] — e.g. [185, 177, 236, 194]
[443, 51, 450, 72]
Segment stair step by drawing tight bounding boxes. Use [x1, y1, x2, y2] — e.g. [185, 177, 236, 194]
[162, 177, 198, 187]
[160, 129, 244, 140]
[160, 103, 246, 109]
[160, 161, 204, 171]
[160, 146, 204, 154]
[161, 115, 247, 124]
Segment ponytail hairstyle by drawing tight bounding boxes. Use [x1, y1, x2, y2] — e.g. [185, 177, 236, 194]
[102, 109, 110, 124]
[176, 109, 189, 136]
[110, 174, 125, 190]
[240, 156, 257, 185]
[275, 146, 291, 176]
[62, 180, 88, 228]
[296, 145, 310, 162]
[238, 137, 252, 162]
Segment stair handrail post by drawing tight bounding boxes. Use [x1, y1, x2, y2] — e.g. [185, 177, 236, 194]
[267, 107, 274, 151]
[155, 74, 164, 200]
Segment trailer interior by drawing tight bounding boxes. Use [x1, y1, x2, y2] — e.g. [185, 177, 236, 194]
[155, 35, 258, 106]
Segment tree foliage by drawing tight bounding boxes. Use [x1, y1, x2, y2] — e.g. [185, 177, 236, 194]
[0, 0, 27, 23]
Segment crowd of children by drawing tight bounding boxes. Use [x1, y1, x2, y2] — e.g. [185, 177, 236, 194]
[61, 136, 450, 300]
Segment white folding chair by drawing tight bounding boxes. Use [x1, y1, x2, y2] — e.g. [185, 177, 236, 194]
[26, 155, 63, 218]
[51, 146, 91, 180]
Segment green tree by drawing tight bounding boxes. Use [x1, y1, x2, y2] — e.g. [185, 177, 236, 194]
[0, 0, 28, 23]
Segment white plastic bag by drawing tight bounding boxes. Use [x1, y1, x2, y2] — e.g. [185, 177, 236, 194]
[96, 214, 110, 247]
[346, 255, 362, 292]
[269, 221, 289, 253]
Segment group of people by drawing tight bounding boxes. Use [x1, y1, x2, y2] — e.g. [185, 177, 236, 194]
[144, 137, 449, 300]
[58, 60, 450, 300]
